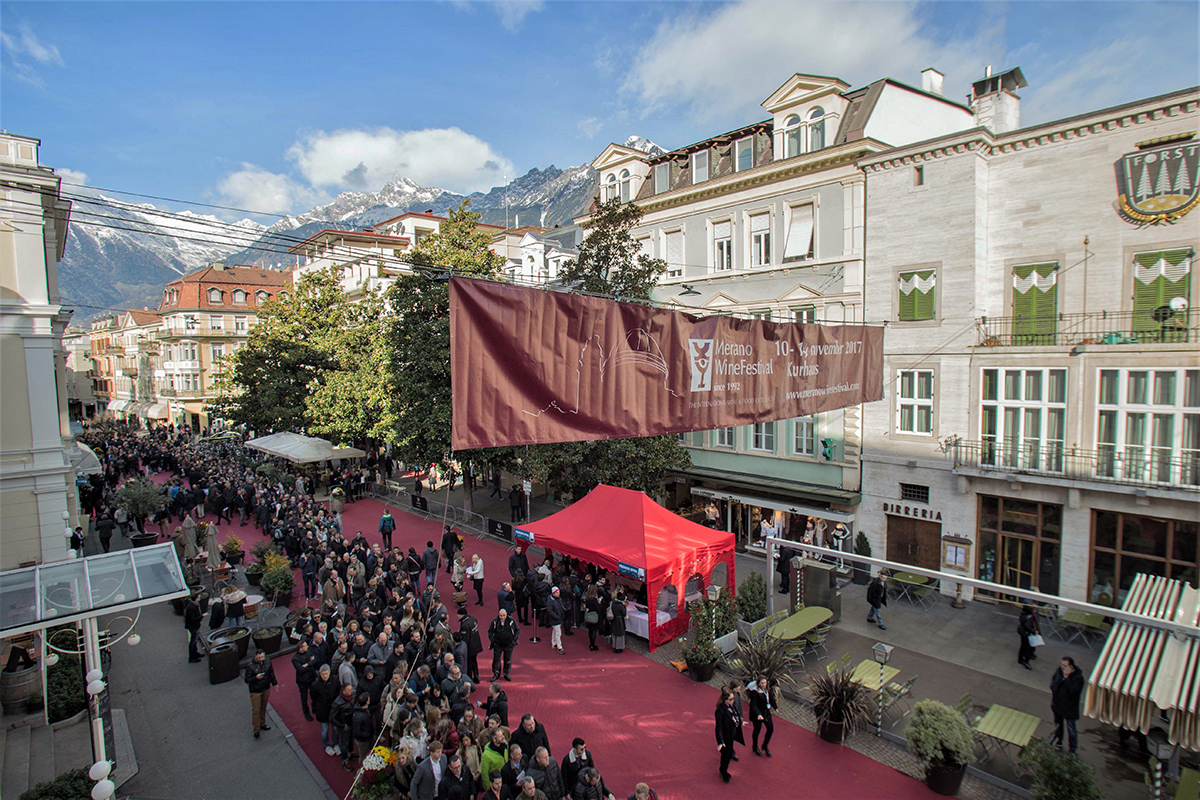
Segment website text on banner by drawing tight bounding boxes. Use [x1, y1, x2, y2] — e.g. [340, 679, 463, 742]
[449, 276, 884, 450]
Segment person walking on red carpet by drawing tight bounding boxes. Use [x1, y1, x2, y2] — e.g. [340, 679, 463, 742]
[571, 767, 615, 800]
[715, 689, 743, 783]
[547, 587, 566, 653]
[467, 553, 486, 606]
[488, 608, 519, 681]
[244, 650, 277, 739]
[747, 675, 775, 757]
[560, 738, 595, 793]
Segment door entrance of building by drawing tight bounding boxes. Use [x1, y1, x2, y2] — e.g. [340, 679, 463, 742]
[885, 516, 941, 571]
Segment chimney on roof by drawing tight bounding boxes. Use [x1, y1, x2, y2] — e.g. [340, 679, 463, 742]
[921, 68, 944, 97]
[970, 66, 1028, 134]
[213, 263, 226, 271]
[425, 209, 433, 214]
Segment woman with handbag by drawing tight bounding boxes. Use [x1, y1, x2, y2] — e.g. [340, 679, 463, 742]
[1017, 604, 1041, 670]
[609, 592, 628, 654]
[583, 585, 602, 651]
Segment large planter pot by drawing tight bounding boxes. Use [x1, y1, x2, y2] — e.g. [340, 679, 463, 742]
[715, 630, 739, 655]
[245, 570, 262, 587]
[686, 659, 717, 683]
[224, 550, 245, 566]
[253, 627, 283, 655]
[209, 626, 251, 659]
[736, 619, 757, 640]
[130, 533, 159, 548]
[191, 589, 210, 614]
[852, 563, 871, 585]
[925, 764, 967, 796]
[207, 643, 240, 685]
[0, 665, 40, 715]
[817, 717, 846, 743]
[270, 587, 294, 608]
[170, 597, 186, 615]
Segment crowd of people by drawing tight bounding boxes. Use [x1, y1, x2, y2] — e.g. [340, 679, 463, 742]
[80, 424, 659, 800]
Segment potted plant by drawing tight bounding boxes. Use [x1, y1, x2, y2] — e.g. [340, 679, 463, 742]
[261, 565, 295, 608]
[220, 534, 245, 565]
[190, 588, 210, 614]
[245, 541, 276, 587]
[208, 626, 251, 659]
[853, 532, 873, 585]
[726, 631, 803, 695]
[735, 572, 768, 639]
[682, 597, 720, 682]
[808, 664, 873, 744]
[114, 479, 168, 542]
[1018, 739, 1103, 800]
[905, 700, 977, 795]
[712, 589, 739, 655]
[253, 626, 283, 654]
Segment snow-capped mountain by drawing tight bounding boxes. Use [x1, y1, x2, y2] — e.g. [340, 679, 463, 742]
[59, 136, 664, 317]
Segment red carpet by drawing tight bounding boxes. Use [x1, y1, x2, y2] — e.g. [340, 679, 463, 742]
[203, 490, 935, 799]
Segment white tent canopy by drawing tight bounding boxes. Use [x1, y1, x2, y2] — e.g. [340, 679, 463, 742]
[244, 432, 365, 464]
[1085, 573, 1200, 750]
[69, 441, 102, 476]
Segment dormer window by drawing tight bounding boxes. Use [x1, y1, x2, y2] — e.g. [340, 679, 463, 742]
[783, 115, 802, 158]
[232, 289, 247, 304]
[692, 150, 709, 184]
[256, 290, 270, 304]
[278, 290, 289, 302]
[619, 169, 631, 203]
[654, 163, 669, 194]
[735, 138, 754, 172]
[808, 107, 826, 151]
[207, 287, 224, 303]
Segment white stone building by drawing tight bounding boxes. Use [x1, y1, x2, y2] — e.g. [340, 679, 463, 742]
[858, 70, 1199, 606]
[0, 133, 77, 569]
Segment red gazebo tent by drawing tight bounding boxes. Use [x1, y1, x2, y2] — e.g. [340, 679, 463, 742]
[514, 484, 736, 651]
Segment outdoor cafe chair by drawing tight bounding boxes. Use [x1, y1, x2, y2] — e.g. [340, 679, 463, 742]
[883, 676, 918, 726]
[826, 662, 839, 677]
[805, 625, 831, 658]
[913, 584, 937, 610]
[841, 652, 852, 667]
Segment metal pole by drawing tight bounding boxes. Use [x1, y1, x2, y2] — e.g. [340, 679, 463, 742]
[877, 661, 884, 736]
[766, 536, 776, 617]
[81, 617, 107, 765]
[1154, 757, 1162, 800]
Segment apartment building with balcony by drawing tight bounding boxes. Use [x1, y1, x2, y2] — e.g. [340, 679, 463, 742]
[290, 213, 504, 297]
[101, 309, 164, 421]
[577, 70, 977, 549]
[62, 328, 98, 421]
[156, 264, 289, 430]
[858, 69, 1199, 606]
[491, 224, 582, 285]
[0, 132, 76, 569]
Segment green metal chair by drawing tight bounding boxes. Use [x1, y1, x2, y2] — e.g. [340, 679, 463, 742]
[805, 624, 831, 659]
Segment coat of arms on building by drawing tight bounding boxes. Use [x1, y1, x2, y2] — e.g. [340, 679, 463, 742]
[1115, 138, 1199, 225]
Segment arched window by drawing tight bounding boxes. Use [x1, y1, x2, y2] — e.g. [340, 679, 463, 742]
[619, 169, 631, 203]
[232, 289, 247, 304]
[605, 173, 617, 201]
[207, 287, 224, 303]
[256, 290, 270, 304]
[808, 107, 826, 152]
[277, 290, 289, 302]
[783, 115, 802, 158]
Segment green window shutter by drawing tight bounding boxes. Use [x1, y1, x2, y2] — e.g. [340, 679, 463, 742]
[1013, 263, 1057, 343]
[899, 270, 935, 321]
[1133, 249, 1192, 334]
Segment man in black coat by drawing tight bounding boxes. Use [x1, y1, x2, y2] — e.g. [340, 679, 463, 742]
[244, 651, 278, 739]
[527, 746, 566, 799]
[422, 541, 440, 587]
[560, 738, 596, 795]
[184, 595, 203, 663]
[292, 640, 318, 721]
[310, 665, 340, 755]
[508, 547, 530, 581]
[441, 525, 461, 574]
[95, 512, 115, 553]
[1049, 656, 1085, 754]
[479, 681, 509, 727]
[488, 609, 519, 681]
[458, 610, 484, 683]
[439, 753, 477, 800]
[511, 713, 552, 759]
[866, 573, 888, 631]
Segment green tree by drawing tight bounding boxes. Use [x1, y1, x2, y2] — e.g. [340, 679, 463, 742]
[558, 197, 667, 299]
[383, 200, 504, 470]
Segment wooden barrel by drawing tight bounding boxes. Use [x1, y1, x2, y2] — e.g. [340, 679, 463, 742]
[1, 665, 41, 715]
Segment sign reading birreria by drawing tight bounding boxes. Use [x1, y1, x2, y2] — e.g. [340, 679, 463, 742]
[449, 277, 883, 451]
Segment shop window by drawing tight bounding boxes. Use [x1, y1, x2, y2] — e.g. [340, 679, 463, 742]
[976, 495, 1063, 599]
[1091, 511, 1198, 605]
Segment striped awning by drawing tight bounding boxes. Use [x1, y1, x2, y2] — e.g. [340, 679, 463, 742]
[106, 399, 129, 412]
[144, 402, 169, 419]
[1085, 574, 1200, 750]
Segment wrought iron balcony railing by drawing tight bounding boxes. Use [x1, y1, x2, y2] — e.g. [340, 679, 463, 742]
[977, 309, 1196, 348]
[157, 388, 208, 399]
[943, 436, 1200, 492]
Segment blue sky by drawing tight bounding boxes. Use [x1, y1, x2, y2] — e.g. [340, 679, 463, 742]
[3, 1, 1197, 219]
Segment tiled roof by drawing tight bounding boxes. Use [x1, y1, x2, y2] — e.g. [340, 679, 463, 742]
[159, 265, 290, 312]
[125, 309, 161, 326]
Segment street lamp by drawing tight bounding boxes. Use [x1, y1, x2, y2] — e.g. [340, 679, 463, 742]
[872, 642, 894, 737]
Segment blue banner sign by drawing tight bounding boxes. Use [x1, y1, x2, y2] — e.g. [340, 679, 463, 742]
[617, 561, 646, 581]
[514, 528, 534, 544]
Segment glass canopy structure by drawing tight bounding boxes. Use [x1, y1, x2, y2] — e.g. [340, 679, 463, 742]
[0, 543, 189, 638]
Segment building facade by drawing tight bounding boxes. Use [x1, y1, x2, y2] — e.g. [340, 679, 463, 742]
[62, 328, 98, 421]
[103, 309, 165, 422]
[491, 224, 582, 285]
[858, 72, 1199, 605]
[156, 264, 289, 431]
[579, 70, 976, 551]
[0, 132, 77, 569]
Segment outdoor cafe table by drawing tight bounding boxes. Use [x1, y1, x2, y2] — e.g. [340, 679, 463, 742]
[972, 704, 1041, 776]
[890, 572, 930, 603]
[849, 658, 900, 692]
[1058, 608, 1111, 648]
[766, 606, 832, 641]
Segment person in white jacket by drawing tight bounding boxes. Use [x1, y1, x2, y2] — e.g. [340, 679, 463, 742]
[466, 554, 486, 606]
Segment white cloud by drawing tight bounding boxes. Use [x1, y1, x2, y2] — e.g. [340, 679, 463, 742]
[56, 168, 88, 187]
[1, 22, 65, 87]
[622, 1, 995, 122]
[494, 0, 544, 32]
[216, 164, 325, 216]
[286, 127, 515, 194]
[577, 117, 602, 139]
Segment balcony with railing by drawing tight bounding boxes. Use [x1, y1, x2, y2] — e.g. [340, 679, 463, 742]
[977, 309, 1196, 348]
[155, 325, 233, 340]
[158, 388, 208, 399]
[944, 436, 1200, 492]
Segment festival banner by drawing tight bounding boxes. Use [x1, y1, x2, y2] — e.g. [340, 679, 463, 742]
[450, 277, 883, 451]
